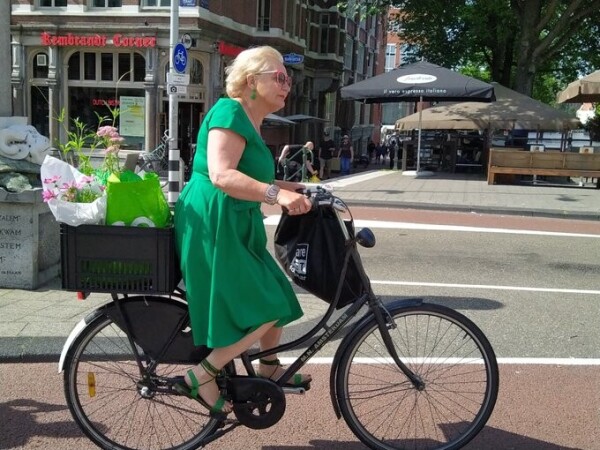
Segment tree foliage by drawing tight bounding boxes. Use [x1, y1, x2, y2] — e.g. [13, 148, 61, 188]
[338, 0, 600, 100]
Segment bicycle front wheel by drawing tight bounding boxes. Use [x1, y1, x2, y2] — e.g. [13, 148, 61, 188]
[63, 312, 220, 450]
[336, 303, 498, 450]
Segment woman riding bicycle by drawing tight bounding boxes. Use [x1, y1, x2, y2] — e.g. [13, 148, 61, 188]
[173, 46, 312, 417]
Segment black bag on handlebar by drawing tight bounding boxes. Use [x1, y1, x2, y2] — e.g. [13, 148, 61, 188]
[273, 204, 367, 308]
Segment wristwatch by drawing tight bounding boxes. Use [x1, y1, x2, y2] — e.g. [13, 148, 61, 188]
[264, 184, 281, 205]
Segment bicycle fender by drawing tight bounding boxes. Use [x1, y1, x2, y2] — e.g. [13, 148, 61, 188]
[329, 297, 424, 418]
[57, 307, 106, 373]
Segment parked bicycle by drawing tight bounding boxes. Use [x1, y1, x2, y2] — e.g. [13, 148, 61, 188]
[137, 129, 171, 175]
[58, 187, 498, 450]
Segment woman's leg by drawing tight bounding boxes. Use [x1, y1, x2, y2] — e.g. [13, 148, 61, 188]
[257, 326, 312, 383]
[185, 320, 278, 411]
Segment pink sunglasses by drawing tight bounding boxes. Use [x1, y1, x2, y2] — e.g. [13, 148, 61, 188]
[256, 70, 293, 87]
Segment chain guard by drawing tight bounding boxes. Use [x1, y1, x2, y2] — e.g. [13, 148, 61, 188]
[227, 377, 286, 429]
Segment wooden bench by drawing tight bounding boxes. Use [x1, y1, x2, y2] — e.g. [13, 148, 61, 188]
[487, 149, 600, 188]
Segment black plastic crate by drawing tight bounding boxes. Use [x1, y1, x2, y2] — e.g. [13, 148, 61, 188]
[60, 224, 179, 294]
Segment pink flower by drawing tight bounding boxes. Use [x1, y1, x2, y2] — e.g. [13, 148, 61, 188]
[80, 175, 95, 184]
[97, 125, 118, 137]
[105, 145, 119, 154]
[61, 180, 78, 190]
[42, 189, 57, 202]
[43, 175, 61, 185]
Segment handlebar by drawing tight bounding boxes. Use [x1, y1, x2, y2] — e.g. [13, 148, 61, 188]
[296, 185, 347, 213]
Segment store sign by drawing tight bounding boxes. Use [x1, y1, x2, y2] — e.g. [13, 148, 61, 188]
[283, 53, 304, 65]
[218, 41, 244, 57]
[40, 32, 156, 48]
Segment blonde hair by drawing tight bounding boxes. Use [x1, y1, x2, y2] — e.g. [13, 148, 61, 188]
[225, 46, 284, 98]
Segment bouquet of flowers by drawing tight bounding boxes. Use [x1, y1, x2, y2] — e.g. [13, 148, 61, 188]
[41, 115, 125, 226]
[41, 154, 108, 226]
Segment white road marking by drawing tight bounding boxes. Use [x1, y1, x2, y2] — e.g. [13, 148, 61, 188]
[264, 215, 600, 238]
[369, 280, 600, 295]
[279, 357, 600, 366]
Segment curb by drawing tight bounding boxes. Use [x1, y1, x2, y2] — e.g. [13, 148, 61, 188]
[341, 198, 600, 221]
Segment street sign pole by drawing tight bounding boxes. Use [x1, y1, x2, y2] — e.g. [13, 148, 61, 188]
[168, 0, 180, 205]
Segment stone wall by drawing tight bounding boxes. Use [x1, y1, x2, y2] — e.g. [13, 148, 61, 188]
[0, 188, 60, 289]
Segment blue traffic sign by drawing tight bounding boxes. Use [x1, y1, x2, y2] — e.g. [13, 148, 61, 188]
[173, 43, 188, 74]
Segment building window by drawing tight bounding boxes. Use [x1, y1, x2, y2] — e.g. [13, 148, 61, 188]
[356, 43, 365, 74]
[68, 51, 145, 82]
[189, 59, 204, 85]
[258, 0, 271, 31]
[344, 36, 354, 70]
[31, 86, 50, 138]
[143, 0, 171, 7]
[93, 0, 122, 7]
[385, 44, 396, 72]
[40, 0, 67, 6]
[33, 53, 49, 78]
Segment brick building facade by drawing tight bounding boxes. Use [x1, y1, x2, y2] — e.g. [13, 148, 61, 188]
[10, 1, 385, 164]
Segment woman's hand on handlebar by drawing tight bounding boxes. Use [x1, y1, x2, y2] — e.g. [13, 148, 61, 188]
[277, 188, 313, 215]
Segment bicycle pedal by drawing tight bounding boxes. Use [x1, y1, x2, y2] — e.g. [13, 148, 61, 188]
[282, 385, 308, 395]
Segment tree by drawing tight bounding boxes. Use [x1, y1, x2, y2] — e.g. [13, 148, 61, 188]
[338, 0, 600, 98]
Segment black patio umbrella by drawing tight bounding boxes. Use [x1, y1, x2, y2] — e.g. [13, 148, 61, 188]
[341, 61, 495, 173]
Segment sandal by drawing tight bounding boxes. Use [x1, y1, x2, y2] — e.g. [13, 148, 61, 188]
[174, 359, 230, 419]
[258, 358, 312, 388]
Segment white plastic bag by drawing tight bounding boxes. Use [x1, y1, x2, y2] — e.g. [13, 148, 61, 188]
[40, 155, 107, 226]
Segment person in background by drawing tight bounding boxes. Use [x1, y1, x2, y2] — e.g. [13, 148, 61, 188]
[367, 139, 376, 163]
[278, 141, 319, 181]
[174, 45, 312, 418]
[338, 135, 354, 176]
[318, 132, 336, 179]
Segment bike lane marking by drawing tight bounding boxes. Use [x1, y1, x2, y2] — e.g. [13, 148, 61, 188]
[264, 215, 600, 238]
[278, 356, 600, 366]
[369, 280, 600, 295]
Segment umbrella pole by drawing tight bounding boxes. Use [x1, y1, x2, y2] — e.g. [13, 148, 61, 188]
[416, 96, 423, 172]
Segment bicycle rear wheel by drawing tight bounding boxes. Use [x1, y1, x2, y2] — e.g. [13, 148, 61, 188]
[336, 303, 498, 450]
[63, 311, 220, 450]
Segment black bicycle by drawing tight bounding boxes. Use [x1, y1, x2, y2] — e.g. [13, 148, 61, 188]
[58, 188, 498, 450]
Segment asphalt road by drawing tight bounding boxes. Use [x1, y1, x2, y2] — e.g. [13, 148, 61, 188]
[2, 206, 600, 449]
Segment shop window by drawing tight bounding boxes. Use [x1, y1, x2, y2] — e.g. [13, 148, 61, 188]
[31, 86, 50, 138]
[33, 53, 49, 78]
[143, 0, 171, 7]
[84, 52, 96, 80]
[40, 0, 67, 6]
[118, 53, 131, 80]
[93, 0, 122, 6]
[101, 53, 113, 81]
[68, 51, 145, 82]
[68, 87, 145, 149]
[68, 52, 80, 80]
[133, 53, 145, 82]
[189, 59, 203, 85]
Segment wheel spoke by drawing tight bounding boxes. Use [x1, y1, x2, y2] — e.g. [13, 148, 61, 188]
[64, 310, 219, 450]
[337, 304, 498, 450]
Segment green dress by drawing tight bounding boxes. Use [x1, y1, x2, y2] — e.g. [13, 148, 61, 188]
[174, 98, 303, 348]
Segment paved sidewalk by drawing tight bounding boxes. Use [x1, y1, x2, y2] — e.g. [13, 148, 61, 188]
[1, 168, 599, 362]
[327, 169, 600, 220]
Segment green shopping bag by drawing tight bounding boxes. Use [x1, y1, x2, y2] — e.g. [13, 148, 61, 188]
[105, 171, 171, 227]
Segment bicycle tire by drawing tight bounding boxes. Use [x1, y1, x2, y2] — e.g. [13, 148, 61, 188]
[63, 304, 221, 450]
[336, 302, 498, 450]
